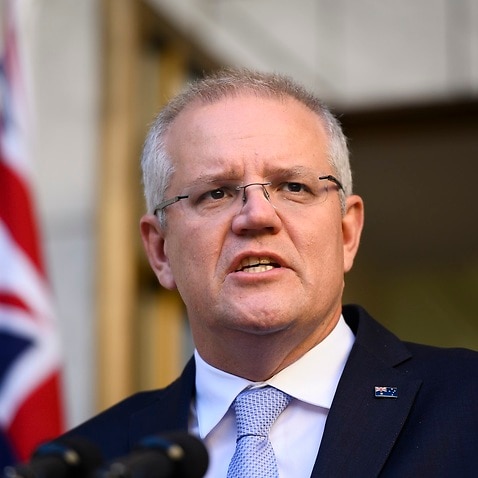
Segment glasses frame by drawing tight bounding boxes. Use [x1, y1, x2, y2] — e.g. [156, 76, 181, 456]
[153, 174, 344, 216]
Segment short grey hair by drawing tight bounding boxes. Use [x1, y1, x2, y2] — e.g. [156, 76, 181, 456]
[141, 68, 352, 221]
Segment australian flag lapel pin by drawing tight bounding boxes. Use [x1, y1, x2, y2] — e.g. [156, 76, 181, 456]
[375, 386, 398, 398]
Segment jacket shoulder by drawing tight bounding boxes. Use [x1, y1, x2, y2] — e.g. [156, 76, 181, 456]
[63, 358, 196, 461]
[402, 340, 478, 382]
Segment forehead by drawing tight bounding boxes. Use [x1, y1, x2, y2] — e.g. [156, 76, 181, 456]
[164, 93, 330, 179]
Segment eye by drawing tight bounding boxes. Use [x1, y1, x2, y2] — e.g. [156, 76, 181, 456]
[275, 180, 317, 204]
[282, 182, 308, 193]
[209, 188, 226, 200]
[197, 186, 234, 203]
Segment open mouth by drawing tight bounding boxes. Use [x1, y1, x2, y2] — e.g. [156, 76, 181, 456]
[236, 257, 281, 273]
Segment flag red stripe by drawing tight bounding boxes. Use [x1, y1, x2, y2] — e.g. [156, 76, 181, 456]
[0, 159, 45, 275]
[0, 292, 33, 315]
[6, 372, 65, 462]
[1, 1, 65, 466]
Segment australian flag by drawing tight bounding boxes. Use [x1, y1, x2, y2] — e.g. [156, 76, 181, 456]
[0, 0, 64, 469]
[374, 386, 398, 398]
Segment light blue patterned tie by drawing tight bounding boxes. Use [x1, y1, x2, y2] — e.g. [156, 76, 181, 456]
[227, 386, 292, 478]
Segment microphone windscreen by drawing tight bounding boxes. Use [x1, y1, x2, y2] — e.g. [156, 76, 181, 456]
[4, 436, 103, 478]
[103, 431, 209, 478]
[138, 432, 208, 478]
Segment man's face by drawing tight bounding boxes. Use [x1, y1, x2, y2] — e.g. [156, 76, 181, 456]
[141, 94, 363, 369]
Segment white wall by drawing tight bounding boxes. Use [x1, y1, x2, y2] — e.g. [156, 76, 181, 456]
[30, 0, 100, 428]
[150, 0, 478, 107]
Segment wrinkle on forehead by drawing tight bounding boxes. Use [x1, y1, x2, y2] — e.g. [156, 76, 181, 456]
[164, 95, 331, 184]
[167, 94, 326, 142]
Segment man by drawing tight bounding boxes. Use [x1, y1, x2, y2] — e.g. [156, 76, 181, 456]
[67, 70, 478, 476]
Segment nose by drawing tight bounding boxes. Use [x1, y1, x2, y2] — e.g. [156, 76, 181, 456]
[237, 182, 272, 203]
[231, 183, 282, 235]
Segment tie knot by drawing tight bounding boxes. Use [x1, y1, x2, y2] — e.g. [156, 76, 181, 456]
[233, 386, 292, 438]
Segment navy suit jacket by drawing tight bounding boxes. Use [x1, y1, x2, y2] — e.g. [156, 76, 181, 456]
[67, 305, 478, 476]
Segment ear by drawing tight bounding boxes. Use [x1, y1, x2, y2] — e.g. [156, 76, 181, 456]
[341, 195, 364, 273]
[140, 214, 177, 290]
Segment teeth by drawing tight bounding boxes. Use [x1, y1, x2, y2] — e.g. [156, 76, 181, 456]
[243, 264, 275, 273]
[236, 256, 277, 273]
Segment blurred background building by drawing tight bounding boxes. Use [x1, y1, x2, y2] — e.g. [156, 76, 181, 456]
[10, 0, 478, 429]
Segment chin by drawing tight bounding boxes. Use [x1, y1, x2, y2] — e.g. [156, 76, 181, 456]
[229, 311, 293, 336]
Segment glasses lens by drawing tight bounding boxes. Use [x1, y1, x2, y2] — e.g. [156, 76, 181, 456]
[269, 176, 330, 209]
[186, 182, 239, 216]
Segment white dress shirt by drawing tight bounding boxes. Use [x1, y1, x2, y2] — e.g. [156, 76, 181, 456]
[189, 316, 355, 477]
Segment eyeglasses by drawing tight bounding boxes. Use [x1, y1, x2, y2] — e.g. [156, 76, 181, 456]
[153, 174, 343, 218]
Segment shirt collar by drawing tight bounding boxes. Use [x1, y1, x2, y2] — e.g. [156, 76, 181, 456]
[194, 315, 355, 438]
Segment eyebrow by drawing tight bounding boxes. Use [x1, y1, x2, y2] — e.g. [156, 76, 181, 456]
[187, 174, 239, 188]
[264, 165, 318, 181]
[186, 166, 247, 187]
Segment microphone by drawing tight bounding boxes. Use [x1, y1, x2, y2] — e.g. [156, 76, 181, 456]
[100, 432, 208, 478]
[3, 436, 103, 478]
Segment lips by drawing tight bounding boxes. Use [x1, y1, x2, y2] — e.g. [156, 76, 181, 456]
[235, 256, 281, 273]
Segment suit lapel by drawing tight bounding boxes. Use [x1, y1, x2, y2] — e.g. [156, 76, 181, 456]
[129, 358, 196, 446]
[311, 306, 422, 477]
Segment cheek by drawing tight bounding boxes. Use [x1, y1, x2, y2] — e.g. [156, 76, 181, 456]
[166, 223, 223, 286]
[301, 220, 345, 277]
